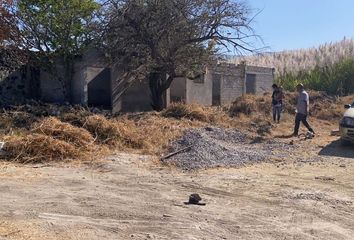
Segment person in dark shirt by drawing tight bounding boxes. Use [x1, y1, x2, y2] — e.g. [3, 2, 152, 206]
[271, 84, 283, 123]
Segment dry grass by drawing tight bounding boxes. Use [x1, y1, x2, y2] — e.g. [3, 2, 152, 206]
[161, 100, 277, 139]
[0, 111, 39, 131]
[3, 134, 83, 163]
[132, 112, 205, 154]
[59, 111, 93, 127]
[311, 102, 343, 121]
[161, 103, 209, 122]
[226, 91, 349, 138]
[83, 115, 146, 149]
[32, 117, 94, 148]
[84, 115, 124, 145]
[307, 91, 345, 121]
[231, 38, 354, 76]
[251, 115, 273, 136]
[0, 91, 351, 164]
[229, 91, 344, 121]
[229, 94, 271, 117]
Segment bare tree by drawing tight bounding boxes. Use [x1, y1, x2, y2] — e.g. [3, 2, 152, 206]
[102, 0, 259, 111]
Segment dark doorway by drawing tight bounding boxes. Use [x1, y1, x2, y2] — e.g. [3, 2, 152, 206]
[88, 68, 111, 109]
[212, 74, 221, 106]
[246, 74, 256, 94]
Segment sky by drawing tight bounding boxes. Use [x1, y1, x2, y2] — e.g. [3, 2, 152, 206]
[248, 0, 354, 52]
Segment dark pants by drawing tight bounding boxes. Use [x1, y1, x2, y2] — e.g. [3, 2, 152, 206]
[294, 113, 314, 135]
[272, 105, 282, 122]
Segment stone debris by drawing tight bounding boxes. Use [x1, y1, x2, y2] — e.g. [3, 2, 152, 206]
[164, 127, 294, 170]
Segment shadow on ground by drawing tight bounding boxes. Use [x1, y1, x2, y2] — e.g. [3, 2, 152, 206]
[319, 139, 354, 158]
[273, 134, 294, 139]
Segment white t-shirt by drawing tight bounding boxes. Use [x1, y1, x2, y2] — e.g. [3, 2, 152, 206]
[296, 90, 309, 115]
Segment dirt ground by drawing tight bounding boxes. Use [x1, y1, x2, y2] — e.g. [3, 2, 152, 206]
[1, 117, 354, 240]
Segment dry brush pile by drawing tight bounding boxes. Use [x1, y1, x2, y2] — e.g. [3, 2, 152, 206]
[0, 105, 205, 163]
[229, 91, 343, 121]
[3, 116, 96, 163]
[0, 91, 348, 164]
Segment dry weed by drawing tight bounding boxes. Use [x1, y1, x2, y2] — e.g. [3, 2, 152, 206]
[132, 113, 204, 154]
[0, 111, 38, 130]
[250, 114, 273, 136]
[229, 91, 342, 121]
[84, 115, 146, 149]
[161, 103, 209, 122]
[32, 117, 94, 148]
[3, 134, 82, 163]
[229, 95, 267, 116]
[0, 91, 351, 163]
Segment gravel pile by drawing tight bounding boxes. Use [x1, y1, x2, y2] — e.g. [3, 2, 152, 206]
[163, 127, 294, 170]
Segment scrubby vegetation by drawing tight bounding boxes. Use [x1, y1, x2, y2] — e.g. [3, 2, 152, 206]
[229, 95, 271, 117]
[0, 91, 348, 163]
[32, 117, 94, 148]
[0, 106, 203, 163]
[229, 91, 343, 121]
[4, 134, 84, 163]
[161, 103, 209, 122]
[231, 38, 354, 94]
[232, 38, 354, 76]
[278, 59, 354, 95]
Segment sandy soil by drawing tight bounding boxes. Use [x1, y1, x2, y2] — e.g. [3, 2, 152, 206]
[1, 119, 354, 240]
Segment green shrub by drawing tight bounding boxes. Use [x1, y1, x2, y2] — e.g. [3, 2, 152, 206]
[276, 59, 354, 95]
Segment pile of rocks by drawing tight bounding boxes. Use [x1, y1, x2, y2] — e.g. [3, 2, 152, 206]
[164, 127, 293, 170]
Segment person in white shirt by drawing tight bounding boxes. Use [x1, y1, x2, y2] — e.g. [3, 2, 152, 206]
[293, 84, 315, 137]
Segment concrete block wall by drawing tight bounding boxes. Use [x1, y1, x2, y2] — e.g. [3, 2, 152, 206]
[170, 63, 271, 107]
[40, 64, 65, 103]
[246, 65, 274, 94]
[71, 61, 87, 105]
[210, 63, 245, 105]
[0, 68, 28, 105]
[170, 73, 213, 106]
[111, 64, 158, 113]
[120, 78, 153, 112]
[74, 49, 107, 105]
[40, 49, 107, 105]
[170, 77, 187, 102]
[111, 63, 124, 113]
[185, 70, 213, 106]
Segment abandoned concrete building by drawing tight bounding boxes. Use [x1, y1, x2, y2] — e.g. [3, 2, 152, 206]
[0, 49, 274, 112]
[0, 49, 168, 112]
[170, 63, 275, 106]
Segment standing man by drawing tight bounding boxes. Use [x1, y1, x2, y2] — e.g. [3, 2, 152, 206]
[293, 84, 315, 136]
[272, 84, 282, 123]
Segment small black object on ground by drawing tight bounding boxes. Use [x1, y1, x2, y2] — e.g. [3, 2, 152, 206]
[184, 193, 206, 206]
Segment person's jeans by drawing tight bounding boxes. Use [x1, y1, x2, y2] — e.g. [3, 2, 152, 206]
[272, 105, 282, 122]
[294, 113, 314, 135]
